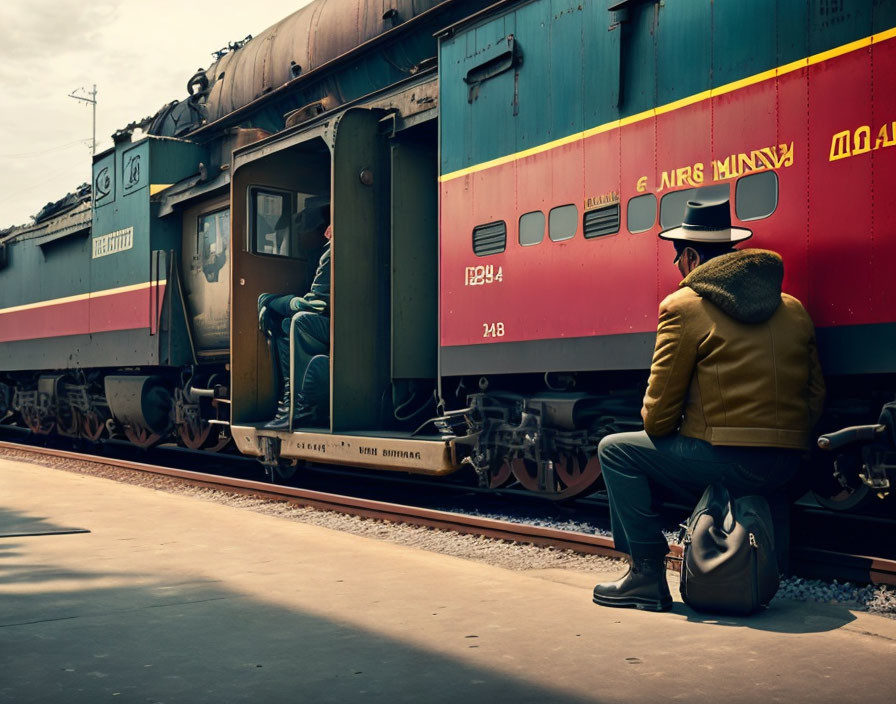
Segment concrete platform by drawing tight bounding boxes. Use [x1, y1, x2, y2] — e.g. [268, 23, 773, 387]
[1, 457, 894, 704]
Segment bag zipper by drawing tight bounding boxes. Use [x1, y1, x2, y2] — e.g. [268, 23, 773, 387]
[749, 532, 759, 610]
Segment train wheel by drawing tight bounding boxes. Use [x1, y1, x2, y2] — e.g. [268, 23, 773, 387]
[176, 421, 213, 450]
[81, 411, 107, 442]
[177, 421, 231, 452]
[123, 425, 163, 449]
[811, 482, 875, 512]
[56, 409, 81, 438]
[809, 454, 877, 511]
[488, 459, 514, 489]
[555, 453, 603, 497]
[205, 430, 232, 453]
[510, 453, 602, 500]
[22, 409, 53, 435]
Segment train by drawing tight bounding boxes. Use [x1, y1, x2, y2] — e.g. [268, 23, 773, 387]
[1, 0, 894, 513]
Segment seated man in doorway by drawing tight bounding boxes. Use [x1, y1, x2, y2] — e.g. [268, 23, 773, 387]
[592, 190, 825, 612]
[257, 203, 331, 429]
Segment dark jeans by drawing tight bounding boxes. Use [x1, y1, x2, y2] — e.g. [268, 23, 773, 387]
[598, 431, 800, 561]
[259, 296, 330, 410]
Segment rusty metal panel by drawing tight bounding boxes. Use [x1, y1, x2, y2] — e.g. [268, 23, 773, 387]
[204, 0, 448, 123]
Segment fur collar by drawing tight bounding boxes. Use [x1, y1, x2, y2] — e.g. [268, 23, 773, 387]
[681, 249, 783, 323]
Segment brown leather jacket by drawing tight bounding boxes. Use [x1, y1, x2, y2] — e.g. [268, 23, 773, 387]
[641, 249, 825, 449]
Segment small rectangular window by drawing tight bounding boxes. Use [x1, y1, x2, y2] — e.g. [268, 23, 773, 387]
[660, 184, 731, 230]
[549, 204, 578, 241]
[473, 221, 506, 256]
[659, 188, 697, 230]
[250, 187, 294, 257]
[736, 171, 778, 221]
[583, 203, 620, 238]
[197, 208, 230, 283]
[519, 211, 545, 246]
[626, 194, 657, 234]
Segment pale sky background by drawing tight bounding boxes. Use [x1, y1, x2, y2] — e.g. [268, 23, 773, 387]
[0, 0, 313, 228]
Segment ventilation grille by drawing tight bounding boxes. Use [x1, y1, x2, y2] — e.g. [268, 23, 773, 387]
[472, 221, 507, 256]
[583, 203, 620, 239]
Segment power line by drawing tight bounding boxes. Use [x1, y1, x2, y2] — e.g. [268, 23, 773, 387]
[0, 139, 86, 159]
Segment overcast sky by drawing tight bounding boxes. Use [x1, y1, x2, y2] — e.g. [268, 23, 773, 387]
[0, 0, 312, 228]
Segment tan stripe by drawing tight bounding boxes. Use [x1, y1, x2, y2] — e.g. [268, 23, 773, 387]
[439, 26, 896, 183]
[0, 281, 167, 316]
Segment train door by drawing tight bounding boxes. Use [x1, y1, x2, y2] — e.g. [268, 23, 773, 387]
[330, 108, 391, 431]
[230, 131, 332, 429]
[181, 195, 231, 357]
[387, 120, 439, 423]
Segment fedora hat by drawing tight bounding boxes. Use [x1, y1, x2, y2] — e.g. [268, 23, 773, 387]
[658, 190, 752, 244]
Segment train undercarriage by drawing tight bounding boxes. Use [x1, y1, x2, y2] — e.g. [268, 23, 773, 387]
[1, 367, 232, 452]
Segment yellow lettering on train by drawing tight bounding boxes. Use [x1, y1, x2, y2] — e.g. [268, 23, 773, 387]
[830, 130, 852, 161]
[853, 125, 871, 155]
[875, 122, 896, 150]
[636, 176, 648, 193]
[658, 163, 703, 192]
[829, 120, 896, 162]
[775, 142, 795, 168]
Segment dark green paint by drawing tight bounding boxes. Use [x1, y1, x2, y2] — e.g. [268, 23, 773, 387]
[440, 0, 889, 174]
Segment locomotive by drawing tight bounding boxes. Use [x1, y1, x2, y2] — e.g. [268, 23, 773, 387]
[1, 0, 894, 512]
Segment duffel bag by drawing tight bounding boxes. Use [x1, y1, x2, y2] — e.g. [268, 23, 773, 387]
[679, 483, 779, 615]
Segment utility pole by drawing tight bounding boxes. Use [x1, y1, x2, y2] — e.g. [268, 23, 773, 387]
[68, 84, 97, 155]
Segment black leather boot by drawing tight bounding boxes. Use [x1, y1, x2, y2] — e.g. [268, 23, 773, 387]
[264, 336, 292, 429]
[592, 558, 672, 612]
[263, 382, 291, 429]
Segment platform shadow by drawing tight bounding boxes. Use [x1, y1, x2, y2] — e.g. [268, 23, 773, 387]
[672, 598, 858, 632]
[1, 556, 604, 704]
[0, 506, 88, 539]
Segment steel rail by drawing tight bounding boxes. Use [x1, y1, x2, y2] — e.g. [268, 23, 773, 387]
[2, 440, 895, 586]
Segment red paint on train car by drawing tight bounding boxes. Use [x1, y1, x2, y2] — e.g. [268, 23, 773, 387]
[0, 284, 166, 343]
[440, 38, 896, 351]
[871, 37, 896, 320]
[808, 47, 873, 328]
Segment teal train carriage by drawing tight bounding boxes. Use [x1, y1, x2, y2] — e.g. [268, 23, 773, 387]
[1, 0, 894, 514]
[0, 0, 488, 460]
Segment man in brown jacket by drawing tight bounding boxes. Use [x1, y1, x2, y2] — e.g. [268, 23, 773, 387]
[592, 192, 825, 612]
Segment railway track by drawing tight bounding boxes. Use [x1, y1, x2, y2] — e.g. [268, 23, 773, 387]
[2, 439, 894, 587]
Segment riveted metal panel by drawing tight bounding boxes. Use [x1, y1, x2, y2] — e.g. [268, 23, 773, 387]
[808, 47, 873, 327]
[771, 65, 810, 306]
[655, 0, 710, 106]
[711, 0, 777, 88]
[870, 32, 896, 321]
[809, 0, 872, 55]
[619, 0, 657, 116]
[331, 108, 390, 431]
[390, 135, 438, 379]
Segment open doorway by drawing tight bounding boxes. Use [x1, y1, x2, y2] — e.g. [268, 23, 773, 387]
[230, 134, 331, 430]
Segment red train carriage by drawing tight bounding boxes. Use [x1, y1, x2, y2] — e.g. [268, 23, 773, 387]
[437, 0, 896, 504]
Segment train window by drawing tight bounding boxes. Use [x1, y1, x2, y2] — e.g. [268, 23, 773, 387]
[519, 211, 545, 246]
[584, 203, 620, 239]
[549, 204, 578, 241]
[660, 184, 730, 229]
[250, 188, 294, 257]
[659, 188, 697, 229]
[197, 208, 230, 283]
[736, 171, 778, 221]
[473, 221, 507, 256]
[627, 194, 657, 234]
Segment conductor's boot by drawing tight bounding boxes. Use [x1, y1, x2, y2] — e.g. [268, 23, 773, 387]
[592, 557, 672, 612]
[263, 378, 292, 429]
[264, 336, 293, 430]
